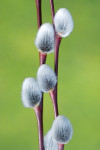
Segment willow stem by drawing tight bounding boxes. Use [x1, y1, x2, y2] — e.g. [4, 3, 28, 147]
[35, 0, 47, 65]
[58, 144, 64, 150]
[49, 0, 58, 119]
[55, 34, 63, 150]
[50, 34, 62, 118]
[50, 1, 64, 150]
[55, 34, 62, 76]
[39, 52, 47, 65]
[34, 96, 44, 150]
[35, 0, 42, 29]
[50, 0, 55, 24]
[49, 90, 58, 118]
[35, 1, 46, 150]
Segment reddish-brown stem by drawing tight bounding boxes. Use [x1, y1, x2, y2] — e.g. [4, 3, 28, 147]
[35, 0, 42, 29]
[50, 2, 64, 149]
[34, 95, 44, 150]
[49, 90, 58, 118]
[50, 0, 55, 24]
[39, 52, 47, 65]
[55, 34, 63, 150]
[54, 34, 62, 111]
[58, 144, 64, 150]
[50, 34, 61, 118]
[55, 34, 62, 76]
[35, 1, 47, 150]
[35, 0, 47, 66]
[55, 35, 64, 150]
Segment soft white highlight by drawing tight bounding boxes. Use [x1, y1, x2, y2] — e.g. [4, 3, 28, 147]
[51, 115, 73, 144]
[44, 130, 58, 150]
[35, 23, 55, 53]
[37, 64, 57, 93]
[54, 8, 74, 37]
[21, 78, 42, 108]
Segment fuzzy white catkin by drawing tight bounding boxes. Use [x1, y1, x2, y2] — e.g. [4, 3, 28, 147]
[21, 78, 42, 108]
[54, 8, 74, 37]
[37, 64, 57, 93]
[35, 23, 55, 54]
[51, 115, 73, 144]
[44, 130, 58, 150]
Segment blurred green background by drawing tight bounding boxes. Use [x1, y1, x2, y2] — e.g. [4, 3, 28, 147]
[0, 0, 100, 149]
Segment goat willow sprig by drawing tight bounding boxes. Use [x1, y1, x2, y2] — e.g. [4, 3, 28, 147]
[21, 0, 74, 150]
[49, 2, 74, 150]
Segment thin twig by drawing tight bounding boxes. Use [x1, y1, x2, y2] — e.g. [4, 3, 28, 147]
[54, 34, 62, 76]
[49, 1, 64, 150]
[58, 144, 64, 150]
[35, 0, 47, 65]
[34, 98, 44, 150]
[35, 0, 47, 150]
[39, 52, 47, 65]
[49, 90, 58, 118]
[35, 0, 42, 28]
[50, 0, 55, 24]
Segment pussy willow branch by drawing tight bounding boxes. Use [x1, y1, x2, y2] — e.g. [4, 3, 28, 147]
[49, 0, 59, 118]
[49, 0, 62, 118]
[35, 0, 46, 108]
[53, 34, 62, 118]
[50, 0, 55, 24]
[54, 34, 64, 150]
[50, 1, 64, 150]
[35, 0, 47, 66]
[35, 1, 47, 150]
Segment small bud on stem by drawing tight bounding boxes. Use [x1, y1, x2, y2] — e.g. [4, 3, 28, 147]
[58, 144, 64, 150]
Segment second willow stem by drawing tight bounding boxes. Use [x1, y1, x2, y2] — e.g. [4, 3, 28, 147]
[34, 99, 44, 150]
[58, 144, 64, 150]
[50, 0, 55, 23]
[49, 1, 64, 150]
[53, 34, 62, 117]
[35, 0, 47, 150]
